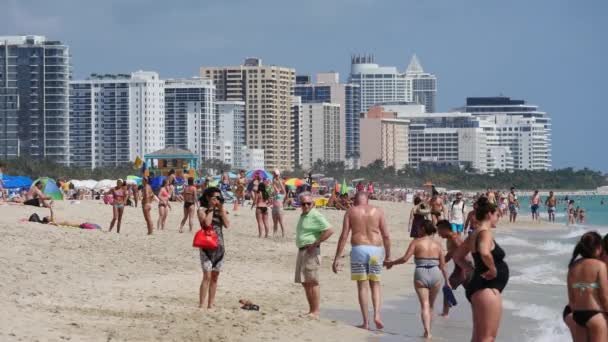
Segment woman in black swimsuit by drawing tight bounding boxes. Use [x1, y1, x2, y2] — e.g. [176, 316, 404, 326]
[564, 232, 608, 341]
[251, 182, 270, 238]
[179, 177, 197, 233]
[454, 196, 509, 342]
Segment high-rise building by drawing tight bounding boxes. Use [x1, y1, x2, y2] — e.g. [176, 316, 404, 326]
[216, 101, 245, 168]
[0, 35, 70, 164]
[69, 71, 165, 168]
[291, 96, 304, 168]
[349, 55, 408, 112]
[405, 55, 437, 113]
[300, 103, 340, 169]
[294, 72, 361, 167]
[200, 58, 296, 171]
[349, 54, 437, 114]
[459, 97, 552, 171]
[164, 78, 215, 163]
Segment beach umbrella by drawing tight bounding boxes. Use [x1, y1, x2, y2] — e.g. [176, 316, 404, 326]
[150, 176, 166, 191]
[33, 177, 63, 200]
[246, 169, 273, 180]
[284, 178, 306, 187]
[340, 179, 348, 195]
[126, 175, 142, 185]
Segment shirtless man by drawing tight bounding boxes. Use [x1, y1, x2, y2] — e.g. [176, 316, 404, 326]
[332, 192, 391, 330]
[545, 191, 557, 223]
[24, 182, 53, 208]
[437, 220, 471, 317]
[141, 177, 157, 235]
[508, 187, 519, 223]
[530, 190, 541, 222]
[487, 189, 497, 206]
[429, 194, 445, 225]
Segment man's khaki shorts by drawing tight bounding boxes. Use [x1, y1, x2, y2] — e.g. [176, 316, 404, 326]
[294, 247, 320, 284]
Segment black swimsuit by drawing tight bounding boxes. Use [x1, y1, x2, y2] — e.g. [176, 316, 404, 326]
[465, 232, 509, 302]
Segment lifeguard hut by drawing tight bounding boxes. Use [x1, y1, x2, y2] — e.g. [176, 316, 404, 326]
[144, 147, 198, 178]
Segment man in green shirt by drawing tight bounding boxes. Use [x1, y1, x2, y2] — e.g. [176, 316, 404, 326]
[295, 192, 334, 319]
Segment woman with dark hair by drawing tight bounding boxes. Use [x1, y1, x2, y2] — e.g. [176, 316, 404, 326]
[179, 177, 197, 233]
[563, 232, 608, 341]
[271, 170, 286, 238]
[409, 197, 429, 238]
[109, 179, 126, 233]
[197, 187, 230, 309]
[251, 182, 270, 238]
[385, 220, 449, 339]
[454, 196, 509, 342]
[157, 180, 171, 231]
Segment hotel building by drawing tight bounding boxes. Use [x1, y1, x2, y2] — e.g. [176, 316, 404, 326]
[164, 78, 216, 163]
[69, 71, 165, 168]
[216, 101, 246, 168]
[300, 103, 341, 170]
[200, 58, 296, 171]
[0, 36, 70, 164]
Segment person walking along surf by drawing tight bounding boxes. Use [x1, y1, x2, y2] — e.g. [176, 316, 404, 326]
[454, 197, 509, 342]
[332, 192, 391, 330]
[197, 187, 230, 309]
[108, 179, 127, 233]
[179, 177, 197, 233]
[294, 192, 333, 319]
[449, 192, 466, 237]
[385, 220, 449, 339]
[564, 232, 608, 342]
[508, 187, 519, 223]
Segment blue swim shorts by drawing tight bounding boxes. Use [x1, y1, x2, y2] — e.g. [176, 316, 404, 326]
[451, 223, 464, 233]
[351, 245, 384, 281]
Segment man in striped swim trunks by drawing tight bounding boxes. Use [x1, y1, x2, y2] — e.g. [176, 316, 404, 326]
[332, 192, 392, 330]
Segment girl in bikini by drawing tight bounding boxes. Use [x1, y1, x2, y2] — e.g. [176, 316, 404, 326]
[109, 179, 126, 233]
[271, 170, 286, 238]
[251, 182, 270, 238]
[141, 177, 157, 235]
[179, 177, 198, 233]
[157, 180, 171, 231]
[564, 232, 608, 341]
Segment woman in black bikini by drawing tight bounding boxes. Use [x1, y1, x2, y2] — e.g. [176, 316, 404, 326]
[564, 232, 608, 341]
[251, 182, 270, 238]
[179, 177, 197, 233]
[454, 196, 509, 342]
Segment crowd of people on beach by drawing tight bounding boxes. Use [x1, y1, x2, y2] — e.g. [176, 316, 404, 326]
[4, 159, 608, 341]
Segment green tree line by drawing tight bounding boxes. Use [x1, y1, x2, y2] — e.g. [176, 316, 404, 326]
[1, 157, 137, 180]
[283, 159, 608, 190]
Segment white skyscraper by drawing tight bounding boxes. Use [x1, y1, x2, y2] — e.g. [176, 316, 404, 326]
[404, 55, 437, 113]
[165, 78, 216, 163]
[69, 71, 165, 168]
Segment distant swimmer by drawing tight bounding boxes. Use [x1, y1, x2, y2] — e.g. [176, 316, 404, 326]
[333, 192, 391, 330]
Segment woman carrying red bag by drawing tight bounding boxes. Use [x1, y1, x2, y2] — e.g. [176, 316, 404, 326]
[197, 187, 230, 309]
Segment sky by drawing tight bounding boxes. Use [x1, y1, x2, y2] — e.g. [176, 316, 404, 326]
[1, 0, 607, 171]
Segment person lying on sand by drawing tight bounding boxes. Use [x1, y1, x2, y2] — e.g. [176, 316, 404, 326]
[27, 207, 99, 229]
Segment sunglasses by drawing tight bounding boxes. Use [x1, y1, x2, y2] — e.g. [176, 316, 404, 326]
[301, 202, 313, 207]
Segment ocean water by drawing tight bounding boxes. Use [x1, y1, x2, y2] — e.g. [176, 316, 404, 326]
[328, 216, 608, 341]
[516, 194, 608, 226]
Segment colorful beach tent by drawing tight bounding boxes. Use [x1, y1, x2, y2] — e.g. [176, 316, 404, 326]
[33, 177, 63, 200]
[1, 175, 33, 190]
[126, 175, 142, 185]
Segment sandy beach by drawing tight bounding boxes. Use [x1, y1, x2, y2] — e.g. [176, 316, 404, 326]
[0, 199, 420, 342]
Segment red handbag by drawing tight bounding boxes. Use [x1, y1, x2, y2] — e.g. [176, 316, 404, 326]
[193, 225, 218, 250]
